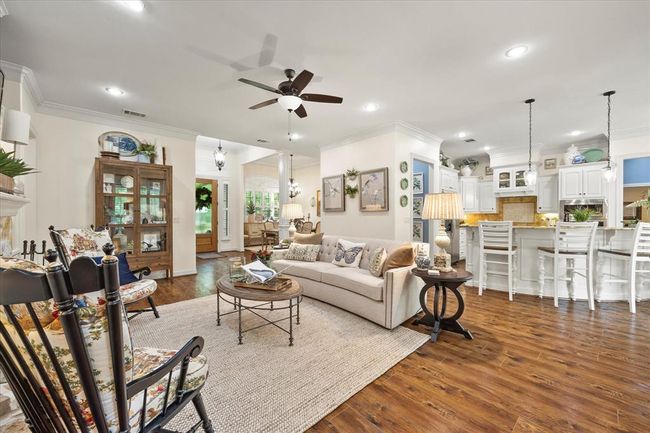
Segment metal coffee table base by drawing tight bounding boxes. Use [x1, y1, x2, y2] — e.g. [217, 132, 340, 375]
[216, 289, 302, 346]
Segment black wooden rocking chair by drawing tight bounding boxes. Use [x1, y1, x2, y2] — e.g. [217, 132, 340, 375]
[0, 245, 213, 433]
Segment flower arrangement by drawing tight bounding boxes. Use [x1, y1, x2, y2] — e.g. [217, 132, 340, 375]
[345, 184, 359, 198]
[252, 248, 273, 265]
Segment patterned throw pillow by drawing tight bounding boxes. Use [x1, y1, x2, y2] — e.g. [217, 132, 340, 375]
[285, 243, 320, 262]
[332, 239, 366, 268]
[368, 247, 388, 277]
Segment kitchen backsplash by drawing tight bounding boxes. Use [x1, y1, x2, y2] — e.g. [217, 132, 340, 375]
[462, 196, 548, 226]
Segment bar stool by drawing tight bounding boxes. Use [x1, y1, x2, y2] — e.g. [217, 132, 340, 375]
[537, 222, 598, 310]
[478, 221, 517, 301]
[596, 222, 650, 313]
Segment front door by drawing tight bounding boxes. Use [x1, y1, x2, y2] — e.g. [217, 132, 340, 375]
[195, 178, 218, 253]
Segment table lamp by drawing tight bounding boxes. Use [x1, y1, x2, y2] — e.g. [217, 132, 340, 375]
[281, 203, 303, 238]
[421, 192, 464, 272]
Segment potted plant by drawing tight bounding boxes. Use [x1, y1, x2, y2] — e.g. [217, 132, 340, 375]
[345, 184, 359, 198]
[136, 141, 157, 163]
[0, 149, 37, 194]
[246, 199, 256, 223]
[571, 207, 594, 222]
[459, 158, 479, 176]
[345, 168, 359, 181]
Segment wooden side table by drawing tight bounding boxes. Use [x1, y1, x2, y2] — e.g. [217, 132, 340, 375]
[411, 268, 474, 342]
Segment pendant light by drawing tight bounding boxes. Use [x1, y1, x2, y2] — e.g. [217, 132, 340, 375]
[213, 140, 226, 171]
[524, 98, 537, 187]
[288, 153, 301, 198]
[602, 90, 616, 183]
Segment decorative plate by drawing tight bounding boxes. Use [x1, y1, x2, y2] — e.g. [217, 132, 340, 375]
[399, 161, 408, 173]
[98, 131, 141, 157]
[400, 178, 409, 190]
[582, 148, 604, 163]
[400, 195, 408, 207]
[120, 175, 134, 189]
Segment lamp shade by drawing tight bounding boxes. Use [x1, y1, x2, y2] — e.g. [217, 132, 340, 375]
[278, 95, 302, 111]
[421, 192, 464, 220]
[281, 203, 303, 220]
[1, 109, 31, 145]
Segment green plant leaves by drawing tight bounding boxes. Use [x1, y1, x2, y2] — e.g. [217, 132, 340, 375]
[0, 149, 37, 178]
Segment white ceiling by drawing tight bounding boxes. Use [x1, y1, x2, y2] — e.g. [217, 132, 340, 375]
[1, 1, 648, 159]
[251, 153, 319, 170]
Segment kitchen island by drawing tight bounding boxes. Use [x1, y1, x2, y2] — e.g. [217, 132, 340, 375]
[461, 225, 647, 303]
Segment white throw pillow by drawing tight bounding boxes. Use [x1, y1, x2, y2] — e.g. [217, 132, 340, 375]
[368, 247, 387, 277]
[332, 239, 366, 268]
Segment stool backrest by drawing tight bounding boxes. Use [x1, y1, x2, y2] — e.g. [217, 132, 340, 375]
[554, 222, 598, 254]
[632, 222, 650, 261]
[479, 221, 514, 252]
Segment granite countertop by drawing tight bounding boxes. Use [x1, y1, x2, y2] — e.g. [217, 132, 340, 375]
[460, 224, 634, 230]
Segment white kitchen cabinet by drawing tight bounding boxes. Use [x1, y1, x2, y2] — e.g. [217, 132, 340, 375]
[492, 165, 535, 195]
[536, 175, 558, 213]
[440, 166, 459, 193]
[478, 181, 497, 213]
[458, 227, 467, 261]
[460, 177, 479, 213]
[559, 162, 606, 200]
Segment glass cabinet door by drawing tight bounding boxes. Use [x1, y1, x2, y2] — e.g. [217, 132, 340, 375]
[514, 169, 527, 187]
[138, 167, 169, 254]
[498, 171, 511, 189]
[101, 163, 137, 254]
[140, 226, 168, 254]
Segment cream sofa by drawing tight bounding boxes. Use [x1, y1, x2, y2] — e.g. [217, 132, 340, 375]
[271, 235, 427, 329]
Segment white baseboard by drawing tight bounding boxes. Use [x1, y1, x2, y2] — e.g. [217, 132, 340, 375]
[174, 268, 197, 277]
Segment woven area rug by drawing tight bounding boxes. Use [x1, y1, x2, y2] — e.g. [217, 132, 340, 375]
[196, 252, 226, 260]
[129, 294, 428, 433]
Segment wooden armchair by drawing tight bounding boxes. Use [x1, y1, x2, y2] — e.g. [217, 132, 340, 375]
[0, 246, 213, 433]
[49, 226, 159, 319]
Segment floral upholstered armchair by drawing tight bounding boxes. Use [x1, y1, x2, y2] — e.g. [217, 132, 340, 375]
[0, 248, 212, 433]
[49, 226, 160, 319]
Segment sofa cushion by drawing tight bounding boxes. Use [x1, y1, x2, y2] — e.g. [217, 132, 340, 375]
[321, 267, 384, 301]
[332, 239, 365, 268]
[383, 244, 416, 273]
[319, 235, 419, 271]
[293, 232, 324, 245]
[368, 247, 387, 277]
[272, 259, 338, 281]
[285, 243, 320, 262]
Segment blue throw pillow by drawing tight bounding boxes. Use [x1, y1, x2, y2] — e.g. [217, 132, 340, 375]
[91, 252, 139, 285]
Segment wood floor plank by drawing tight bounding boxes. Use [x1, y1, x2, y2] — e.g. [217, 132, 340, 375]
[141, 255, 650, 432]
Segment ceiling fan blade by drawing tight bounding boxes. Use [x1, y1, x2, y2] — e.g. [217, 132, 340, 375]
[301, 93, 343, 104]
[294, 105, 307, 118]
[290, 70, 314, 93]
[249, 99, 278, 110]
[238, 78, 281, 94]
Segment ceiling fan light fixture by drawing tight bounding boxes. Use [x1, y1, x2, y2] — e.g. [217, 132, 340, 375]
[278, 95, 302, 111]
[505, 45, 528, 58]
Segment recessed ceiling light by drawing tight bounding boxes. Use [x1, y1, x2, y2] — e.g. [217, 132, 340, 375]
[483, 146, 491, 151]
[105, 87, 125, 96]
[362, 102, 379, 112]
[290, 133, 302, 140]
[118, 0, 145, 12]
[505, 45, 528, 58]
[457, 132, 467, 139]
[569, 130, 582, 137]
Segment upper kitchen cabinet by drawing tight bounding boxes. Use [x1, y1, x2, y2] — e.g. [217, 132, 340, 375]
[440, 166, 460, 193]
[460, 177, 480, 213]
[559, 162, 607, 200]
[478, 181, 497, 213]
[493, 165, 535, 195]
[536, 175, 558, 213]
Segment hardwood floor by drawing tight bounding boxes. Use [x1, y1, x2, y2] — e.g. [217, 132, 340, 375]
[134, 256, 650, 433]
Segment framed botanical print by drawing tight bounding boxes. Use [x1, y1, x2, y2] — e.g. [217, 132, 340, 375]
[413, 220, 423, 242]
[322, 175, 345, 212]
[412, 172, 424, 194]
[544, 158, 557, 170]
[359, 167, 389, 212]
[413, 196, 424, 218]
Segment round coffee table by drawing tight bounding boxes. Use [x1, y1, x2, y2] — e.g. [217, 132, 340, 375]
[216, 276, 303, 346]
[411, 268, 473, 343]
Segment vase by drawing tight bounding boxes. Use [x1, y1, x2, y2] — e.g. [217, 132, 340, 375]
[460, 165, 473, 176]
[0, 174, 14, 194]
[137, 154, 150, 163]
[415, 252, 431, 270]
[564, 145, 580, 165]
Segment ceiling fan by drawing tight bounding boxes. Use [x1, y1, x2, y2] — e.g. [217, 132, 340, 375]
[238, 69, 343, 118]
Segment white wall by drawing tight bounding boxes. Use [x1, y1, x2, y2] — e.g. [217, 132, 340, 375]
[31, 113, 198, 276]
[293, 164, 321, 223]
[320, 123, 441, 241]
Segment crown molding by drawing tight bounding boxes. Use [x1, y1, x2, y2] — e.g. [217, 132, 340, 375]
[0, 1, 8, 18]
[38, 101, 200, 140]
[0, 61, 45, 107]
[323, 121, 443, 151]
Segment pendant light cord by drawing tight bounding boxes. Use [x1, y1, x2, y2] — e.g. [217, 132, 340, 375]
[288, 111, 292, 142]
[607, 92, 611, 168]
[525, 98, 535, 170]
